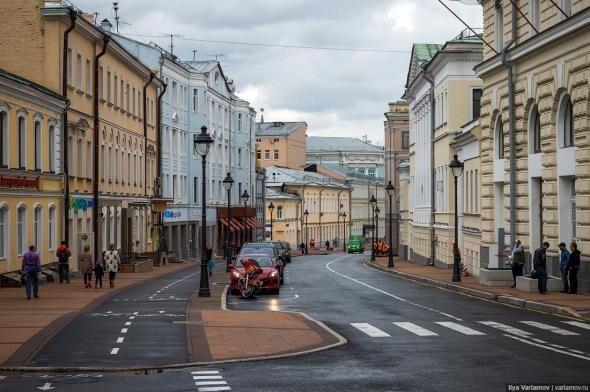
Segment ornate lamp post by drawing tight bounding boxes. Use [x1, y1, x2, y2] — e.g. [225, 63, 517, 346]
[375, 206, 380, 257]
[304, 209, 309, 255]
[341, 211, 347, 251]
[370, 195, 377, 261]
[241, 190, 250, 242]
[268, 202, 275, 240]
[449, 154, 464, 282]
[194, 125, 213, 297]
[222, 172, 234, 272]
[386, 181, 395, 268]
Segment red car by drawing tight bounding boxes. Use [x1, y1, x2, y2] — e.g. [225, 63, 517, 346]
[230, 254, 280, 295]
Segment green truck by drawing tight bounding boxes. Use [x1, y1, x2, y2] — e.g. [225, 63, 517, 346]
[347, 235, 364, 254]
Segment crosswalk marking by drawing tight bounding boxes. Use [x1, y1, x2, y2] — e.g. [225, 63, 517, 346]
[520, 321, 579, 336]
[435, 322, 485, 336]
[195, 381, 228, 386]
[197, 387, 231, 392]
[191, 371, 220, 375]
[351, 323, 391, 337]
[194, 376, 223, 380]
[478, 321, 533, 337]
[563, 321, 590, 331]
[110, 348, 119, 355]
[392, 322, 438, 336]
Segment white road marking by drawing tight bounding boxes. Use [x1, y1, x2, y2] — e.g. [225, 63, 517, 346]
[532, 338, 547, 344]
[124, 322, 132, 326]
[193, 376, 223, 380]
[504, 334, 590, 361]
[550, 344, 567, 349]
[36, 382, 54, 391]
[191, 371, 220, 375]
[393, 322, 438, 336]
[195, 381, 227, 386]
[159, 310, 165, 314]
[569, 349, 586, 355]
[133, 312, 139, 315]
[326, 256, 462, 321]
[478, 321, 533, 337]
[106, 311, 113, 314]
[520, 321, 579, 336]
[351, 323, 391, 337]
[129, 316, 135, 320]
[116, 337, 124, 343]
[110, 348, 119, 355]
[121, 328, 128, 334]
[563, 321, 590, 331]
[197, 387, 231, 392]
[436, 322, 485, 336]
[0, 375, 6, 380]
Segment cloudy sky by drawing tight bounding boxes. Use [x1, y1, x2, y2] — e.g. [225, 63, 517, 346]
[80, 0, 482, 145]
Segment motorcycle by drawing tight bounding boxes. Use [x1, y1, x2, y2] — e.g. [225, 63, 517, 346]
[237, 259, 263, 298]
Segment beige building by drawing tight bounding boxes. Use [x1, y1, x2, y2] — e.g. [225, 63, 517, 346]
[0, 1, 163, 263]
[384, 101, 409, 255]
[256, 122, 307, 170]
[476, 1, 590, 290]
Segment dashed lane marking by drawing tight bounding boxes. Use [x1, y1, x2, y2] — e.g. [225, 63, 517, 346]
[350, 323, 391, 337]
[520, 321, 580, 336]
[393, 322, 438, 337]
[563, 321, 590, 331]
[116, 337, 124, 343]
[124, 322, 132, 326]
[121, 328, 128, 334]
[110, 348, 119, 355]
[504, 334, 590, 361]
[478, 321, 534, 337]
[197, 387, 231, 392]
[195, 381, 228, 386]
[435, 322, 486, 336]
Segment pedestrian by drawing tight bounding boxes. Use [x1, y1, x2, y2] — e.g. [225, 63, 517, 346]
[94, 260, 104, 289]
[22, 245, 41, 299]
[310, 238, 315, 251]
[132, 240, 140, 263]
[510, 240, 525, 288]
[558, 242, 570, 293]
[325, 240, 330, 251]
[568, 242, 580, 294]
[56, 240, 72, 284]
[533, 242, 550, 294]
[79, 245, 94, 289]
[104, 243, 121, 288]
[299, 242, 305, 255]
[206, 245, 214, 276]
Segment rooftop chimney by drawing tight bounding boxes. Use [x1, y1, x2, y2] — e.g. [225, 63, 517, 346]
[100, 18, 113, 32]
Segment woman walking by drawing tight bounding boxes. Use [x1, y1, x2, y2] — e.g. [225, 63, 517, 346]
[104, 244, 121, 288]
[79, 245, 94, 288]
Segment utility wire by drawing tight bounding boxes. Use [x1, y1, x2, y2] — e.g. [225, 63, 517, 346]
[122, 33, 410, 54]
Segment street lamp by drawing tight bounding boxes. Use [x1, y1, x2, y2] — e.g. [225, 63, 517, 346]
[375, 206, 380, 257]
[304, 209, 309, 255]
[241, 190, 250, 242]
[222, 172, 234, 272]
[341, 211, 347, 252]
[194, 125, 213, 297]
[449, 154, 464, 282]
[370, 195, 377, 261]
[386, 181, 395, 268]
[268, 202, 275, 240]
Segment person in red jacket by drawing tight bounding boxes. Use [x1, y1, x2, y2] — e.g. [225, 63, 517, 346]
[56, 241, 72, 284]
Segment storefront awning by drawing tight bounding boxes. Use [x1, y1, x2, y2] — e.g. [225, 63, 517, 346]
[219, 217, 246, 232]
[246, 217, 264, 228]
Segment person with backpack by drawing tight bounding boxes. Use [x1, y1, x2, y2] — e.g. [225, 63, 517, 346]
[56, 241, 72, 284]
[104, 244, 121, 288]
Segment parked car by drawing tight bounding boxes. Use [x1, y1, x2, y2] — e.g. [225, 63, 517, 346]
[281, 241, 292, 263]
[262, 241, 290, 263]
[230, 255, 280, 295]
[239, 243, 284, 284]
[347, 235, 364, 254]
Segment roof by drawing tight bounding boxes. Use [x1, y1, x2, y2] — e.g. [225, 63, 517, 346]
[184, 61, 219, 73]
[306, 137, 384, 153]
[265, 166, 349, 189]
[255, 122, 307, 137]
[0, 68, 67, 103]
[266, 188, 300, 200]
[405, 43, 443, 89]
[306, 164, 383, 184]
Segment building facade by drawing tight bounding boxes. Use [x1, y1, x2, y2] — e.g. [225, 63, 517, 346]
[384, 101, 409, 255]
[476, 0, 590, 290]
[0, 69, 67, 275]
[256, 122, 307, 170]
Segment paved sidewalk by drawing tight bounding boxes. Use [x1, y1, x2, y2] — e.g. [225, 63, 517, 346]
[368, 257, 590, 320]
[186, 268, 345, 363]
[0, 262, 196, 366]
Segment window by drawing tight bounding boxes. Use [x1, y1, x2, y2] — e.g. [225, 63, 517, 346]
[108, 145, 112, 181]
[114, 75, 118, 106]
[76, 54, 82, 90]
[138, 90, 142, 118]
[101, 144, 106, 180]
[273, 149, 279, 160]
[48, 125, 55, 173]
[495, 3, 504, 51]
[86, 59, 91, 93]
[238, 148, 242, 168]
[34, 206, 42, 250]
[0, 111, 6, 167]
[172, 175, 177, 200]
[193, 89, 198, 111]
[120, 79, 124, 109]
[495, 115, 504, 159]
[560, 95, 574, 148]
[107, 70, 112, 102]
[238, 113, 242, 131]
[67, 48, 73, 84]
[18, 116, 25, 168]
[194, 177, 198, 203]
[126, 83, 130, 112]
[132, 87, 136, 115]
[17, 206, 26, 255]
[172, 81, 177, 107]
[77, 138, 83, 177]
[264, 150, 270, 160]
[256, 150, 261, 160]
[34, 121, 41, 171]
[472, 89, 482, 120]
[530, 104, 541, 153]
[87, 141, 92, 178]
[0, 207, 7, 258]
[402, 131, 409, 150]
[277, 206, 283, 219]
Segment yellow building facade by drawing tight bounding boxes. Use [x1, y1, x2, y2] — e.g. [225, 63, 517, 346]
[0, 69, 67, 274]
[256, 122, 307, 170]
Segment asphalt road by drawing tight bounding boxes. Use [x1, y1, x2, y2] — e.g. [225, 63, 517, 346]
[1, 253, 589, 392]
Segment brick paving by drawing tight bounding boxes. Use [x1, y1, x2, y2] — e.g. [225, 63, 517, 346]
[371, 256, 590, 320]
[0, 262, 196, 365]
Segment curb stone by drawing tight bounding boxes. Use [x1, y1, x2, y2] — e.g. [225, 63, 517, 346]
[366, 260, 586, 321]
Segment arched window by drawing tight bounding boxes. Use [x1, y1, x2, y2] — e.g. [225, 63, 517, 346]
[0, 110, 7, 167]
[494, 115, 504, 159]
[34, 121, 41, 171]
[0, 206, 7, 258]
[17, 205, 26, 255]
[48, 125, 55, 173]
[48, 205, 56, 250]
[529, 104, 541, 153]
[559, 94, 574, 148]
[18, 116, 26, 168]
[34, 205, 42, 250]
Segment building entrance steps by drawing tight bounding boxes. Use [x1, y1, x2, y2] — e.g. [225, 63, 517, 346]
[368, 256, 590, 321]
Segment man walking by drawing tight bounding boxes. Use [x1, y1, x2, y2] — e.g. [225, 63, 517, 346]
[56, 241, 72, 284]
[533, 242, 550, 294]
[558, 242, 570, 293]
[22, 245, 41, 299]
[568, 242, 581, 294]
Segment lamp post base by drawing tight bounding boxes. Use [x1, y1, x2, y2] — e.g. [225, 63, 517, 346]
[198, 260, 211, 297]
[452, 255, 462, 282]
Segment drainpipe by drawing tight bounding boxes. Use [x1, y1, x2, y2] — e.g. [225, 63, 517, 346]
[318, 185, 326, 246]
[423, 71, 436, 267]
[142, 72, 155, 197]
[62, 9, 76, 246]
[156, 81, 167, 263]
[501, 2, 517, 250]
[93, 34, 110, 263]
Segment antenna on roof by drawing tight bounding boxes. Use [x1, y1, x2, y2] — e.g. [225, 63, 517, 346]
[166, 33, 182, 55]
[113, 2, 120, 32]
[192, 50, 197, 61]
[93, 12, 99, 24]
[260, 107, 265, 123]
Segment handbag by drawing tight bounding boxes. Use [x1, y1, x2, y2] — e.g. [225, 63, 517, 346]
[530, 269, 539, 279]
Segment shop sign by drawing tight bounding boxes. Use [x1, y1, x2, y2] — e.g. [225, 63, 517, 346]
[163, 210, 182, 219]
[69, 197, 94, 210]
[0, 175, 39, 189]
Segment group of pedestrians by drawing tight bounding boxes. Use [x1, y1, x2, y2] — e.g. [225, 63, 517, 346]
[21, 241, 122, 299]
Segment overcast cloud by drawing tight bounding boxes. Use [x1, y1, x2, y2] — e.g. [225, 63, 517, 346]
[80, 0, 483, 145]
